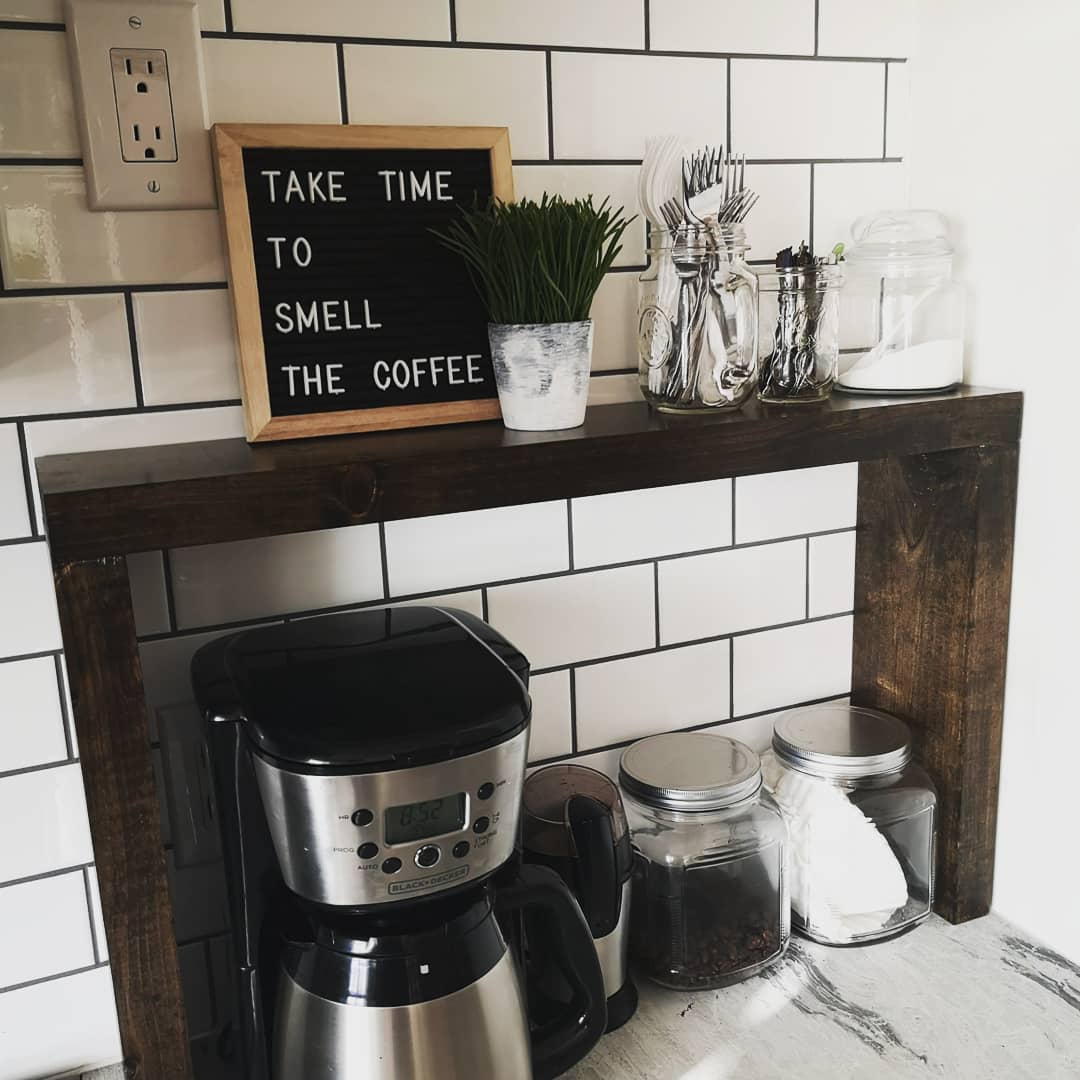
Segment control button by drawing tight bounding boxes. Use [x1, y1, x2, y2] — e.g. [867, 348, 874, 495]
[357, 842, 379, 860]
[477, 782, 495, 801]
[415, 844, 441, 869]
[472, 816, 490, 835]
[381, 857, 402, 874]
[351, 809, 374, 827]
[452, 840, 471, 859]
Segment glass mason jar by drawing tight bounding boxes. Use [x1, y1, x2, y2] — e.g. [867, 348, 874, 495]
[756, 263, 843, 403]
[762, 704, 937, 946]
[619, 732, 789, 990]
[837, 210, 965, 395]
[637, 224, 758, 412]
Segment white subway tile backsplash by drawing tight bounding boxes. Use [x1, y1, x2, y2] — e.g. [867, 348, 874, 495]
[817, 0, 915, 58]
[487, 564, 654, 670]
[731, 60, 884, 159]
[809, 530, 856, 617]
[733, 614, 853, 715]
[196, 0, 226, 32]
[0, 965, 121, 1080]
[659, 539, 806, 644]
[575, 640, 729, 751]
[735, 463, 858, 542]
[0, 168, 225, 288]
[555, 744, 625, 784]
[132, 290, 240, 406]
[551, 53, 726, 160]
[886, 62, 909, 159]
[590, 272, 638, 372]
[744, 164, 811, 262]
[203, 39, 342, 124]
[0, 656, 67, 773]
[166, 851, 229, 942]
[527, 670, 572, 761]
[0, 871, 94, 988]
[86, 866, 106, 961]
[457, 0, 644, 50]
[0, 1, 59, 18]
[0, 764, 93, 882]
[0, 29, 78, 157]
[0, 425, 30, 539]
[0, 294, 135, 417]
[386, 502, 568, 595]
[386, 591, 485, 619]
[587, 372, 639, 406]
[171, 525, 383, 628]
[126, 551, 171, 637]
[698, 711, 785, 755]
[344, 45, 549, 160]
[0, 542, 62, 657]
[572, 479, 732, 568]
[813, 163, 908, 252]
[231, 0, 450, 40]
[512, 164, 645, 266]
[650, 0, 815, 56]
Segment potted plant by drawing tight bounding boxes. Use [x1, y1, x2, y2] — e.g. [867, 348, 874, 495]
[433, 194, 632, 431]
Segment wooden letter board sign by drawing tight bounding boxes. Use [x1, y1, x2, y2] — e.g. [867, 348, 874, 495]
[213, 124, 513, 442]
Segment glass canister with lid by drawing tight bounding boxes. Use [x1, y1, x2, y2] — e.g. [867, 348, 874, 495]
[619, 732, 789, 990]
[837, 209, 965, 394]
[762, 704, 937, 946]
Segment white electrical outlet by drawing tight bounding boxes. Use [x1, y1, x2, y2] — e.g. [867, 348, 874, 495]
[65, 0, 215, 210]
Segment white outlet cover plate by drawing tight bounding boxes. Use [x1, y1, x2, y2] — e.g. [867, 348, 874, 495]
[65, 0, 215, 210]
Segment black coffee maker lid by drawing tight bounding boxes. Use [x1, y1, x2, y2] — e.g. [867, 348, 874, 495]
[191, 606, 530, 771]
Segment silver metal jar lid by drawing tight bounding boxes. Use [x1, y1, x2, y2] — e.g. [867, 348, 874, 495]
[619, 732, 761, 812]
[771, 704, 912, 780]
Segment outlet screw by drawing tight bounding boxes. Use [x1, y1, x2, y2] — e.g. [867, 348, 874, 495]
[147, 179, 160, 194]
[128, 14, 142, 28]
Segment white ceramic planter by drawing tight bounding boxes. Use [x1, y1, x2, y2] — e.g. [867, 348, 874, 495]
[487, 321, 594, 431]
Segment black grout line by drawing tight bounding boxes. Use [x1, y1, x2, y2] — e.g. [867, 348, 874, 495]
[1, 398, 242, 427]
[82, 866, 102, 965]
[377, 521, 391, 599]
[0, 282, 229, 299]
[606, 264, 649, 275]
[0, 156, 83, 167]
[123, 293, 145, 409]
[0, 755, 78, 782]
[480, 587, 489, 621]
[565, 499, 575, 570]
[513, 158, 643, 167]
[161, 550, 179, 633]
[568, 668, 578, 753]
[652, 562, 660, 647]
[544, 51, 555, 160]
[0, 20, 63, 31]
[54, 652, 74, 761]
[448, 0, 457, 41]
[813, 0, 820, 55]
[0, 532, 46, 550]
[730, 477, 737, 543]
[204, 937, 219, 1025]
[0, 860, 94, 892]
[336, 42, 350, 124]
[642, 0, 650, 51]
[728, 637, 735, 716]
[0, 960, 109, 997]
[135, 528, 859, 644]
[808, 162, 816, 252]
[15, 422, 38, 537]
[726, 59, 733, 147]
[882, 62, 890, 159]
[0, 647, 62, 666]
[805, 537, 811, 618]
[222, 0, 234, 34]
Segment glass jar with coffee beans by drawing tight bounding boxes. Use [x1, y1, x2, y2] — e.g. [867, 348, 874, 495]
[619, 733, 789, 990]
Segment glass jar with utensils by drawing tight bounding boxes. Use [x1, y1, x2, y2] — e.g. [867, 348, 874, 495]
[837, 210, 965, 395]
[762, 704, 937, 946]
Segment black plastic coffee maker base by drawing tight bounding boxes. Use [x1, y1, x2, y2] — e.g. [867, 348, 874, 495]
[605, 977, 638, 1033]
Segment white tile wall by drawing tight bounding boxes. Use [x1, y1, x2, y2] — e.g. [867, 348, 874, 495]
[650, 0, 815, 56]
[170, 525, 383, 628]
[0, 542, 62, 656]
[385, 502, 568, 595]
[527, 670, 572, 761]
[0, 0, 225, 28]
[127, 551, 171, 637]
[587, 372, 639, 406]
[86, 866, 106, 961]
[0, 656, 67, 773]
[132, 290, 240, 406]
[733, 614, 853, 715]
[809, 530, 857, 617]
[0, 425, 30, 539]
[384, 590, 485, 619]
[731, 60, 884, 159]
[0, 294, 135, 416]
[735, 462, 858, 542]
[344, 46, 550, 160]
[572, 479, 731, 568]
[459, 0, 644, 49]
[488, 564, 655, 670]
[813, 162, 908, 251]
[551, 53, 727, 160]
[0, 29, 78, 157]
[203, 39, 342, 124]
[0, 966, 121, 1080]
[0, 871, 94, 988]
[886, 62, 910, 159]
[575, 640, 729, 750]
[659, 539, 806, 643]
[231, 0, 451, 40]
[0, 764, 93, 882]
[817, 0, 916, 58]
[745, 164, 812, 261]
[0, 168, 225, 287]
[589, 272, 638, 371]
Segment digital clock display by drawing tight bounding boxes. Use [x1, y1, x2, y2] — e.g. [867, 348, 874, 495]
[384, 793, 467, 845]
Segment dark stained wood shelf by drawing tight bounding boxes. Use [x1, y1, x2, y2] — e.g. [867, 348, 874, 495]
[39, 386, 1021, 562]
[37, 385, 1023, 1080]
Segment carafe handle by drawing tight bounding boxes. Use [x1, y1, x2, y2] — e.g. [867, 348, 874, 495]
[495, 863, 607, 1080]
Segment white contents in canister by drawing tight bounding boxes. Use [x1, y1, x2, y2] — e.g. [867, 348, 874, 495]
[839, 338, 962, 392]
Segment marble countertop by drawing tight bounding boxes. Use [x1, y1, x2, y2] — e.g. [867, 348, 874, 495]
[566, 914, 1080, 1079]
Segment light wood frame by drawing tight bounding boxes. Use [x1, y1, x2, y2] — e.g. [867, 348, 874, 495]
[213, 123, 514, 442]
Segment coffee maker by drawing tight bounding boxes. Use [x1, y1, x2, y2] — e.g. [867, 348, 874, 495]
[191, 605, 605, 1080]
